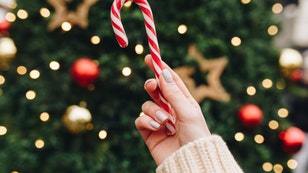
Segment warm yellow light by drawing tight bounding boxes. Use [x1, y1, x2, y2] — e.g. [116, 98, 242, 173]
[29, 70, 40, 79]
[98, 130, 108, 140]
[247, 86, 256, 96]
[17, 66, 27, 75]
[139, 112, 145, 116]
[273, 164, 283, 173]
[272, 3, 283, 14]
[278, 108, 288, 118]
[268, 25, 278, 36]
[135, 44, 144, 55]
[90, 36, 101, 45]
[262, 79, 273, 88]
[0, 126, 7, 135]
[6, 12, 16, 22]
[40, 112, 50, 122]
[241, 0, 251, 4]
[263, 162, 273, 172]
[40, 8, 50, 18]
[122, 67, 132, 76]
[17, 9, 28, 19]
[49, 61, 60, 70]
[0, 75, 5, 85]
[26, 90, 36, 100]
[35, 139, 45, 149]
[61, 22, 72, 31]
[254, 134, 265, 144]
[276, 79, 286, 90]
[234, 132, 245, 142]
[268, 120, 279, 130]
[178, 24, 188, 34]
[231, 36, 241, 46]
[287, 159, 297, 169]
[124, 1, 132, 7]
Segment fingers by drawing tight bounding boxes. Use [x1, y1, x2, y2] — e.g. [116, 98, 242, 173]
[135, 114, 160, 142]
[142, 101, 170, 124]
[135, 114, 161, 132]
[135, 101, 170, 137]
[159, 69, 194, 115]
[144, 55, 197, 105]
[144, 78, 160, 105]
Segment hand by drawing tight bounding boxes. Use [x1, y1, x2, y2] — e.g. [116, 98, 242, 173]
[135, 55, 211, 165]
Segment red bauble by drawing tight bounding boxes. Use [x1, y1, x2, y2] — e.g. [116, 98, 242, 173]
[70, 58, 100, 87]
[279, 127, 305, 154]
[0, 20, 11, 32]
[238, 104, 263, 129]
[290, 69, 302, 83]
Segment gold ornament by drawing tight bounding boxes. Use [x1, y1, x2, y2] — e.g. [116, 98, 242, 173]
[0, 37, 17, 70]
[0, 37, 17, 59]
[62, 105, 93, 133]
[174, 44, 230, 102]
[279, 48, 303, 76]
[47, 0, 98, 31]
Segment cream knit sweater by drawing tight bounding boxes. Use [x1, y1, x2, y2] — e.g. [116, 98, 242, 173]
[156, 135, 243, 173]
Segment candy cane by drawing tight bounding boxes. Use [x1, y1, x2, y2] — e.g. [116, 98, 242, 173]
[111, 0, 176, 135]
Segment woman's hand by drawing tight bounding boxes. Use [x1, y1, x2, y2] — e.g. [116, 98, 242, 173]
[135, 54, 211, 165]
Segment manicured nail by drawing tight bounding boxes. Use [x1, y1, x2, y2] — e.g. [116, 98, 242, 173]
[144, 79, 152, 88]
[162, 69, 173, 83]
[155, 111, 168, 123]
[149, 120, 161, 129]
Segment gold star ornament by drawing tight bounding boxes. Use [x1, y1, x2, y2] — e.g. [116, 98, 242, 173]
[174, 44, 231, 102]
[47, 0, 98, 31]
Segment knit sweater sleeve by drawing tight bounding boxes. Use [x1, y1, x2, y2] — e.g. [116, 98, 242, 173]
[156, 135, 243, 173]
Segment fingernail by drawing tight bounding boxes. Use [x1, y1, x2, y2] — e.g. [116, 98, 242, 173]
[155, 111, 168, 123]
[149, 120, 161, 129]
[162, 69, 173, 83]
[144, 79, 152, 88]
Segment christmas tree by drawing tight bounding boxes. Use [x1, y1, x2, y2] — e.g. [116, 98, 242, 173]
[0, 0, 304, 172]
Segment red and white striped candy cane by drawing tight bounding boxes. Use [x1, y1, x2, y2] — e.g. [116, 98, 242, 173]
[111, 0, 176, 135]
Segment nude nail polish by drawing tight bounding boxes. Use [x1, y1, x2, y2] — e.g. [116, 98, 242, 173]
[155, 111, 168, 123]
[150, 120, 161, 129]
[162, 69, 173, 83]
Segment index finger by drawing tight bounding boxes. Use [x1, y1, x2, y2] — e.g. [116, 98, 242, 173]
[144, 55, 198, 105]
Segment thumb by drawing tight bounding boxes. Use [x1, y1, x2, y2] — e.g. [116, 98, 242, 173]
[159, 69, 191, 113]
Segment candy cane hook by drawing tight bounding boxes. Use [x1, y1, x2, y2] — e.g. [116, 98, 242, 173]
[111, 0, 176, 135]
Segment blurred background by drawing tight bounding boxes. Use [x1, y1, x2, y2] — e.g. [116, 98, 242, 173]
[0, 0, 307, 172]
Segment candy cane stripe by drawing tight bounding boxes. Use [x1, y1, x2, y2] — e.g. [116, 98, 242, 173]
[111, 0, 176, 135]
[148, 36, 160, 56]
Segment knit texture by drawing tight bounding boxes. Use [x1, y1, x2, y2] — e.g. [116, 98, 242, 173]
[156, 135, 243, 173]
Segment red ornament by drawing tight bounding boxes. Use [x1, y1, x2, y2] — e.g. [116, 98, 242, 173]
[238, 104, 263, 129]
[279, 127, 305, 154]
[290, 69, 302, 83]
[70, 58, 100, 87]
[0, 20, 11, 32]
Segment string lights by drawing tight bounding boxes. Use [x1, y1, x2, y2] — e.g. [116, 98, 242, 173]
[40, 112, 50, 122]
[231, 36, 241, 46]
[49, 61, 60, 71]
[29, 69, 40, 79]
[0, 1, 300, 172]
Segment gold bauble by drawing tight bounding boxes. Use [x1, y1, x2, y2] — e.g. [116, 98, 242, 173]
[279, 48, 303, 68]
[279, 48, 303, 76]
[0, 37, 17, 60]
[62, 105, 92, 134]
